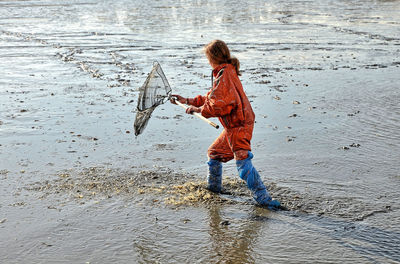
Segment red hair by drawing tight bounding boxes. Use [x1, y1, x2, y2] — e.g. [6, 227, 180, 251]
[204, 40, 241, 76]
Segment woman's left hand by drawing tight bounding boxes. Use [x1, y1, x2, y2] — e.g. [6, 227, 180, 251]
[185, 106, 201, 114]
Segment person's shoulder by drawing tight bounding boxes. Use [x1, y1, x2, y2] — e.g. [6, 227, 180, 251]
[224, 64, 237, 75]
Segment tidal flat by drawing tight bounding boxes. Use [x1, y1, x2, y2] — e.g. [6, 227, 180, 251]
[1, 0, 399, 263]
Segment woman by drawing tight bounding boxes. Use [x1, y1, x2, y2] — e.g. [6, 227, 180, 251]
[171, 40, 280, 208]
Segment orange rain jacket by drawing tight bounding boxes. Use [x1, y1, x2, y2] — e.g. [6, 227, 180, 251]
[191, 64, 255, 162]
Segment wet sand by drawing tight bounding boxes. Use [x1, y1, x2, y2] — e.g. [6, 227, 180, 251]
[1, 0, 400, 263]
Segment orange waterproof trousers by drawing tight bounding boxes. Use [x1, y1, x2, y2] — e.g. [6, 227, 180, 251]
[207, 124, 253, 162]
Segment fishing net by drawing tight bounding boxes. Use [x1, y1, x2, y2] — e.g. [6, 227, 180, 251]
[134, 62, 172, 136]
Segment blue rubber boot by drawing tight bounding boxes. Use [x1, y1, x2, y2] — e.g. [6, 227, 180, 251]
[236, 152, 281, 208]
[207, 159, 222, 193]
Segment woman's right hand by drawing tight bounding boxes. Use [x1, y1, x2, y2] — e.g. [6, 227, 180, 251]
[170, 94, 186, 105]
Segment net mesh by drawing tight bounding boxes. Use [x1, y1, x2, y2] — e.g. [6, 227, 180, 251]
[134, 62, 172, 136]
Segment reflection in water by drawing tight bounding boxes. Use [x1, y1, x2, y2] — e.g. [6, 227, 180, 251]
[207, 206, 267, 264]
[207, 205, 400, 263]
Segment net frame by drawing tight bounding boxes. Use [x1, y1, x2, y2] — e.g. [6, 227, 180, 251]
[134, 62, 172, 136]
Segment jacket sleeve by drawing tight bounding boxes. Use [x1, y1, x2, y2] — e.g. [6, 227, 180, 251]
[191, 95, 206, 107]
[201, 73, 236, 118]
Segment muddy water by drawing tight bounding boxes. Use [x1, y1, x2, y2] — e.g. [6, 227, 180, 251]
[1, 0, 399, 263]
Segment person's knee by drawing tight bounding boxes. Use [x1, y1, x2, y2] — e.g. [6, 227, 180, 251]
[207, 151, 233, 163]
[234, 149, 250, 160]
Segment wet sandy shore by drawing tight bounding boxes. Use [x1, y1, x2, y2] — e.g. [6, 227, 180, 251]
[1, 0, 400, 263]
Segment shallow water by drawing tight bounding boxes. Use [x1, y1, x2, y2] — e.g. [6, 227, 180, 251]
[1, 0, 399, 263]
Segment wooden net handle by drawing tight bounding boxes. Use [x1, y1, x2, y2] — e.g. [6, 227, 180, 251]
[175, 101, 219, 129]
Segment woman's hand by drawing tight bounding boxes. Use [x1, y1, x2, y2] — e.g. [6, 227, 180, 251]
[170, 94, 186, 105]
[186, 106, 201, 114]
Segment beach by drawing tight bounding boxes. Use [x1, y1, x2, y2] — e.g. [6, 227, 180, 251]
[1, 0, 399, 263]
